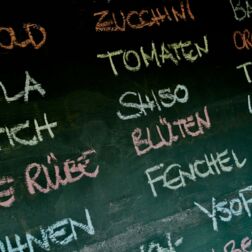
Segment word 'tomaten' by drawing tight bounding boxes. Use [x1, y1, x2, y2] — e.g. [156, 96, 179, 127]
[97, 35, 208, 76]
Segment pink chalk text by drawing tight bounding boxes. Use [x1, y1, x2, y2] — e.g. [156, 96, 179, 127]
[132, 105, 211, 156]
[25, 149, 99, 195]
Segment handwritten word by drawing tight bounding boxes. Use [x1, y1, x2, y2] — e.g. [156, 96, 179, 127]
[229, 0, 252, 21]
[145, 149, 246, 197]
[0, 208, 94, 252]
[0, 149, 98, 208]
[212, 235, 252, 252]
[233, 28, 252, 50]
[0, 71, 46, 103]
[195, 184, 252, 232]
[0, 113, 57, 150]
[237, 61, 252, 83]
[0, 23, 46, 50]
[0, 176, 15, 208]
[94, 0, 195, 32]
[97, 35, 208, 76]
[140, 233, 183, 252]
[117, 84, 189, 120]
[132, 105, 211, 156]
[25, 149, 99, 195]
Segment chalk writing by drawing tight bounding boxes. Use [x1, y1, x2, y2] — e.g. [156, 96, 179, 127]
[94, 0, 195, 32]
[117, 84, 189, 120]
[0, 113, 57, 150]
[145, 149, 246, 197]
[132, 105, 211, 156]
[0, 71, 46, 103]
[212, 235, 252, 251]
[236, 62, 252, 114]
[195, 184, 252, 232]
[25, 149, 99, 195]
[0, 208, 94, 252]
[0, 23, 46, 50]
[0, 176, 15, 208]
[229, 0, 252, 21]
[0, 149, 98, 208]
[97, 35, 208, 76]
[233, 28, 252, 50]
[248, 94, 252, 113]
[236, 61, 252, 83]
[140, 233, 183, 252]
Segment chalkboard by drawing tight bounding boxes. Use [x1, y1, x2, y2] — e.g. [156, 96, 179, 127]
[0, 0, 252, 251]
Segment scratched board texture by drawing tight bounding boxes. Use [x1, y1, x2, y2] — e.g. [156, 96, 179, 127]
[0, 1, 251, 252]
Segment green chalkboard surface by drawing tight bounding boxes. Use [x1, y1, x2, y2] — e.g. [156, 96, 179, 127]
[0, 0, 252, 251]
